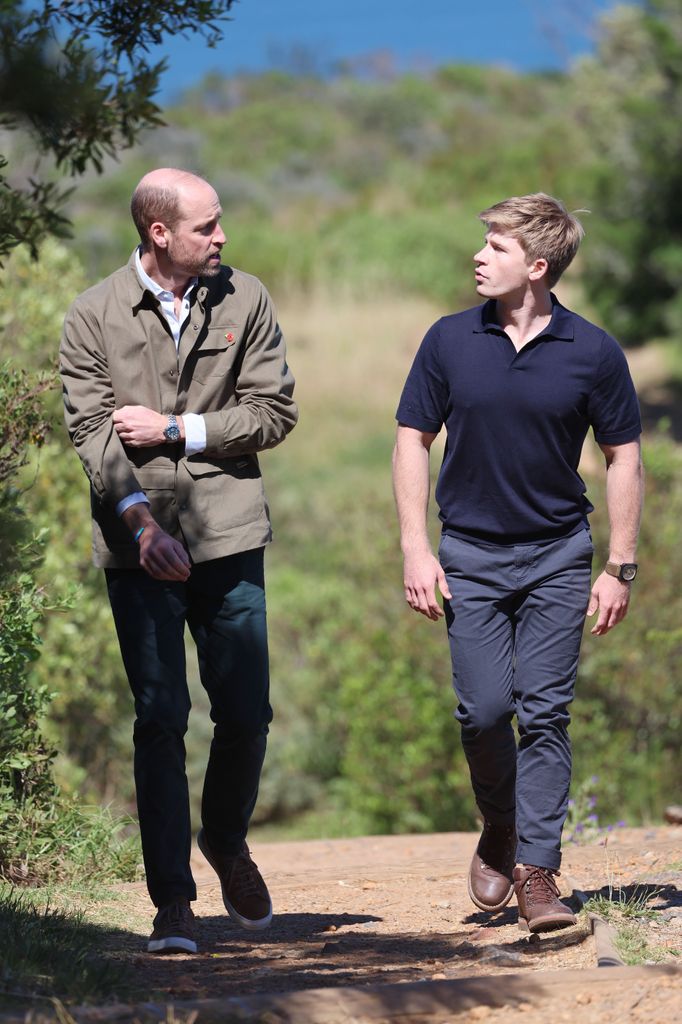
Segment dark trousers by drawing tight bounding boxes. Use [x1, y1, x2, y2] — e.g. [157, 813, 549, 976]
[439, 529, 593, 871]
[106, 547, 272, 907]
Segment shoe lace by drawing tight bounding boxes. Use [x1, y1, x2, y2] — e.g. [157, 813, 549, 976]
[522, 866, 561, 906]
[231, 850, 263, 898]
[160, 899, 192, 926]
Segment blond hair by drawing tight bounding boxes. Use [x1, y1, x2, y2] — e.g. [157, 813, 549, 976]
[478, 193, 585, 288]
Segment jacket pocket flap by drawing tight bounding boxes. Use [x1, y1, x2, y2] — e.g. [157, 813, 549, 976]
[184, 456, 257, 480]
[135, 464, 177, 489]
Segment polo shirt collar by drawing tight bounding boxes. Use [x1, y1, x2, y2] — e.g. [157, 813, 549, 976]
[474, 294, 575, 341]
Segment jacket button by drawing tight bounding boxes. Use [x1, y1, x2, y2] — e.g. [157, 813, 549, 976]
[169, 369, 175, 377]
[193, 324, 199, 331]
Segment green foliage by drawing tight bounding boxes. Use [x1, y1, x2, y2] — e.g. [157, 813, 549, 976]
[0, 801, 141, 887]
[0, 241, 133, 805]
[0, 364, 56, 825]
[583, 885, 676, 965]
[576, 1, 682, 343]
[0, 0, 236, 259]
[0, 246, 142, 883]
[0, 363, 53, 486]
[571, 431, 682, 823]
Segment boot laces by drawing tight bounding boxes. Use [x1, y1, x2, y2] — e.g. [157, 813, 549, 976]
[523, 866, 561, 905]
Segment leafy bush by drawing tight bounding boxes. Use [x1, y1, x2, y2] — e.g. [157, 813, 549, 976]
[0, 282, 141, 884]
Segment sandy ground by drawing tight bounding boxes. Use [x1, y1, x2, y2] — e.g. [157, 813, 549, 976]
[50, 825, 681, 1022]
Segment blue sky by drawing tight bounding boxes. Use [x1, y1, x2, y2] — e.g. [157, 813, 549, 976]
[153, 0, 624, 102]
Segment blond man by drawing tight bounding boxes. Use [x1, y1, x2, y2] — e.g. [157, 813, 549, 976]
[393, 194, 643, 931]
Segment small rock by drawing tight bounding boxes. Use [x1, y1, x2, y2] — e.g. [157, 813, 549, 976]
[575, 993, 592, 1005]
[469, 1007, 491, 1020]
[431, 971, 447, 980]
[436, 900, 452, 909]
[481, 946, 523, 966]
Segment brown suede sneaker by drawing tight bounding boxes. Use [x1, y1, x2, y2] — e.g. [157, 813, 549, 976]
[197, 828, 272, 931]
[148, 897, 197, 953]
[513, 864, 577, 933]
[467, 820, 516, 912]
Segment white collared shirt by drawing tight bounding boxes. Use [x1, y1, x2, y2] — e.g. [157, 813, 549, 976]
[115, 251, 207, 517]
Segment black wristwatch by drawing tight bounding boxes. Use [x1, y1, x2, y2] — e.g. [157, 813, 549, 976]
[163, 413, 181, 443]
[605, 561, 638, 582]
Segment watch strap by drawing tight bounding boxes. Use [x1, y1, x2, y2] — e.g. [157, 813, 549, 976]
[605, 561, 638, 581]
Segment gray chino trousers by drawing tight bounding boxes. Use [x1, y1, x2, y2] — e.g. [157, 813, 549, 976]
[439, 528, 593, 871]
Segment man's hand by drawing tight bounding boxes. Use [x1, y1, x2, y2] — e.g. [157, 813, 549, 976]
[587, 571, 631, 636]
[138, 523, 191, 581]
[114, 405, 174, 447]
[403, 550, 452, 620]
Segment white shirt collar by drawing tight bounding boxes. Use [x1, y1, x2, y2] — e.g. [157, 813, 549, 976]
[134, 248, 197, 301]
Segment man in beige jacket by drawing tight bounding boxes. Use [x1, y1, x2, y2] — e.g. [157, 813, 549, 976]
[60, 168, 298, 953]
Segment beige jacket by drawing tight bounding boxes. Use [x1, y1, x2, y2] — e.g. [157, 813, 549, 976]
[60, 254, 298, 568]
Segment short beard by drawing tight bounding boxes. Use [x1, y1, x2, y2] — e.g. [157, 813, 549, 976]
[167, 240, 221, 278]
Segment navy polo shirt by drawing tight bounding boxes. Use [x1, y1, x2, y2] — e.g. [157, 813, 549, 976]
[396, 296, 641, 543]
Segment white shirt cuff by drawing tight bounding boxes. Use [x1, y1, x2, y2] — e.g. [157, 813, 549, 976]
[183, 413, 206, 455]
[116, 492, 149, 517]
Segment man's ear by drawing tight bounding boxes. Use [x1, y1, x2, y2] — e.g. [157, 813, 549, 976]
[149, 221, 169, 250]
[528, 257, 549, 282]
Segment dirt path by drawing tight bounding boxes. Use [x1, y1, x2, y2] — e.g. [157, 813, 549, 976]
[61, 825, 681, 1021]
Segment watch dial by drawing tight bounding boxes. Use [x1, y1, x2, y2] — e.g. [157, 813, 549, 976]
[622, 565, 637, 581]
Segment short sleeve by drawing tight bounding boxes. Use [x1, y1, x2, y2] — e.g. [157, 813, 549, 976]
[395, 320, 449, 433]
[588, 333, 642, 445]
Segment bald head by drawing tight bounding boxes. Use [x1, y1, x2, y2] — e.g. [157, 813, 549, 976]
[131, 168, 214, 251]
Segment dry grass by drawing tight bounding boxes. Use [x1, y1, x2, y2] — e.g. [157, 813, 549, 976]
[279, 291, 445, 431]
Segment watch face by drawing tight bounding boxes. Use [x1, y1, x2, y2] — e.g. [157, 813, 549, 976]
[164, 425, 181, 442]
[621, 564, 637, 581]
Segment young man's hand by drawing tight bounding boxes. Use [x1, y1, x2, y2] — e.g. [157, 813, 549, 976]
[403, 550, 452, 621]
[587, 571, 631, 635]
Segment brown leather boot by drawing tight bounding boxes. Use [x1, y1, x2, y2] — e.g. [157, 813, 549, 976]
[467, 820, 516, 912]
[513, 864, 577, 932]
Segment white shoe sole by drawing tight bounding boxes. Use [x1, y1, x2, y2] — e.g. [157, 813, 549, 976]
[148, 936, 197, 953]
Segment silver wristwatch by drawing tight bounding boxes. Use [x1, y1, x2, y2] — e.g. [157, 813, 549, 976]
[163, 413, 181, 443]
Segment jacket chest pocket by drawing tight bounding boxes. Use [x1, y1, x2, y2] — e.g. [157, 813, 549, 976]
[191, 325, 243, 383]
